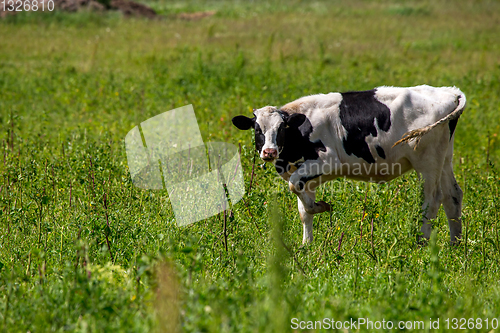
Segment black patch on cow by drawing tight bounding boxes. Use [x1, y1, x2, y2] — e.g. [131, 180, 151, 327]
[232, 115, 255, 130]
[452, 196, 459, 205]
[375, 145, 386, 159]
[276, 122, 286, 148]
[339, 89, 391, 164]
[254, 122, 265, 153]
[448, 118, 459, 140]
[274, 112, 326, 175]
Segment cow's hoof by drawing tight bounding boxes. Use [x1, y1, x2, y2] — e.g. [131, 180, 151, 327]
[300, 240, 313, 247]
[416, 235, 429, 247]
[316, 201, 331, 213]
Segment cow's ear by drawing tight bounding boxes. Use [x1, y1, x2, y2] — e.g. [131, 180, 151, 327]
[232, 115, 255, 130]
[287, 113, 306, 128]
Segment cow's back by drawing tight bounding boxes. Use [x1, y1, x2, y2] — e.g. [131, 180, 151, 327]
[375, 85, 463, 135]
[279, 85, 464, 180]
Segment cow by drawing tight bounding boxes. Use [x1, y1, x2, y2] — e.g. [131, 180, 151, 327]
[232, 85, 466, 245]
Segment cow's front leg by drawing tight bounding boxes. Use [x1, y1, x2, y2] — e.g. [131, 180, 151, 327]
[298, 192, 315, 244]
[288, 161, 331, 215]
[290, 181, 330, 215]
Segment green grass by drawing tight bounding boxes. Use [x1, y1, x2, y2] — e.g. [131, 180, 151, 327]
[1, 1, 500, 332]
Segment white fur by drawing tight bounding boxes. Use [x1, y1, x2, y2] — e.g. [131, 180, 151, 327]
[254, 106, 284, 158]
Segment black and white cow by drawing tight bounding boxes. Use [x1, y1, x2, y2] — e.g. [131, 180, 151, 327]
[232, 85, 466, 245]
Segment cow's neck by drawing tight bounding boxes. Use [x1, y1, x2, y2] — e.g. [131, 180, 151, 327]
[274, 125, 326, 175]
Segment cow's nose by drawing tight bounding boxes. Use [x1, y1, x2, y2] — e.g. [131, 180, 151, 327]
[263, 148, 278, 160]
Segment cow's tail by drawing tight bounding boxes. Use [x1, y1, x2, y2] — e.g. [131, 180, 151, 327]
[393, 88, 466, 150]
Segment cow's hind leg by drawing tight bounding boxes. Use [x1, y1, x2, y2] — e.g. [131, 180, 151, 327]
[416, 171, 443, 243]
[412, 158, 445, 242]
[440, 147, 463, 244]
[410, 132, 450, 243]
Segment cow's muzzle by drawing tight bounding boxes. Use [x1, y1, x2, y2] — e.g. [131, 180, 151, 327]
[262, 148, 278, 162]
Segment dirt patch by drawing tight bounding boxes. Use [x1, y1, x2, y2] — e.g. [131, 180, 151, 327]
[0, 1, 219, 20]
[0, 8, 13, 18]
[110, 0, 156, 19]
[1, 0, 157, 18]
[177, 10, 216, 21]
[55, 0, 106, 12]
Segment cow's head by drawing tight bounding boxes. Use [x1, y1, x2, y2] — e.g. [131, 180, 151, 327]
[232, 106, 306, 162]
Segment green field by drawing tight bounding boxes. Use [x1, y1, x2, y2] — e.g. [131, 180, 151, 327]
[1, 1, 500, 332]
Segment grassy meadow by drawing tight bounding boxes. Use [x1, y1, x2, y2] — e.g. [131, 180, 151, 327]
[1, 0, 500, 331]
